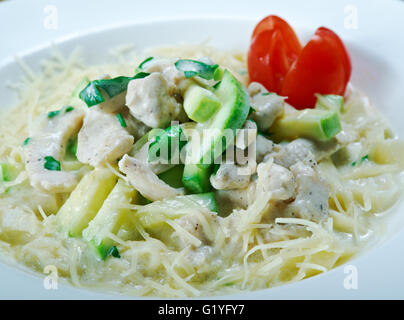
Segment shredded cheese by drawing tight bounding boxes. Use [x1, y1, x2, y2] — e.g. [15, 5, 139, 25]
[0, 44, 402, 298]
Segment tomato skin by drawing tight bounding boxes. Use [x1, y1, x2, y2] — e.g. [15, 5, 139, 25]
[248, 15, 352, 110]
[248, 15, 302, 93]
[251, 15, 302, 56]
[281, 27, 352, 109]
[248, 30, 289, 93]
[317, 27, 352, 85]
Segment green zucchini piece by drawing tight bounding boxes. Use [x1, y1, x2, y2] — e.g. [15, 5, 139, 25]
[315, 94, 344, 113]
[183, 84, 221, 123]
[135, 192, 218, 229]
[57, 169, 117, 237]
[0, 163, 20, 182]
[271, 109, 342, 142]
[131, 128, 161, 155]
[148, 125, 187, 164]
[182, 70, 250, 194]
[82, 179, 137, 260]
[182, 164, 212, 194]
[158, 164, 184, 189]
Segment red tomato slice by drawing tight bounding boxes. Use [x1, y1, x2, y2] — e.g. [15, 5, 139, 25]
[248, 30, 289, 93]
[281, 27, 352, 109]
[251, 15, 302, 55]
[248, 15, 302, 93]
[317, 27, 352, 85]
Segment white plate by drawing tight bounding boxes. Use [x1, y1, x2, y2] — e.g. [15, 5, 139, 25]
[1, 0, 404, 299]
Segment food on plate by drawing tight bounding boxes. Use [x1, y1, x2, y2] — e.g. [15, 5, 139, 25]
[0, 15, 403, 297]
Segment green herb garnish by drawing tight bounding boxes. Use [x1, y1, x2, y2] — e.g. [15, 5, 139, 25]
[48, 106, 74, 118]
[107, 246, 121, 258]
[361, 155, 369, 162]
[248, 107, 256, 116]
[175, 59, 219, 80]
[212, 163, 220, 175]
[47, 110, 60, 118]
[184, 70, 198, 78]
[22, 137, 31, 146]
[116, 112, 127, 128]
[213, 81, 221, 90]
[79, 72, 150, 107]
[137, 57, 154, 70]
[44, 156, 61, 171]
[351, 155, 369, 167]
[133, 72, 151, 79]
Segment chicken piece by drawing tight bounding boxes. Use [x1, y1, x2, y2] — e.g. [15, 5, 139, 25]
[234, 146, 258, 176]
[286, 161, 329, 221]
[310, 138, 340, 161]
[226, 162, 295, 228]
[76, 108, 134, 167]
[215, 183, 257, 216]
[256, 134, 275, 163]
[210, 163, 251, 190]
[24, 107, 84, 193]
[270, 138, 339, 168]
[126, 72, 187, 128]
[247, 81, 266, 97]
[130, 139, 174, 175]
[248, 82, 285, 131]
[118, 154, 184, 201]
[256, 162, 296, 201]
[331, 141, 363, 166]
[120, 107, 150, 141]
[141, 57, 190, 91]
[235, 120, 257, 150]
[174, 214, 209, 247]
[272, 139, 316, 168]
[96, 92, 126, 113]
[135, 141, 175, 175]
[142, 57, 219, 92]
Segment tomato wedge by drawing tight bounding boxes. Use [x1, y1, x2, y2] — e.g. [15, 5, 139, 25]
[248, 15, 352, 109]
[248, 15, 302, 93]
[251, 15, 302, 54]
[316, 27, 352, 86]
[281, 27, 352, 109]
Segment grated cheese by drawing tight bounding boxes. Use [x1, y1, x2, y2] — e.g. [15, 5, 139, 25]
[0, 44, 402, 298]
